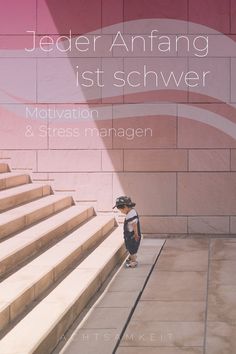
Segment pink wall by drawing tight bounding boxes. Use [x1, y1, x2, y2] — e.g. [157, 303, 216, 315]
[1, 0, 236, 235]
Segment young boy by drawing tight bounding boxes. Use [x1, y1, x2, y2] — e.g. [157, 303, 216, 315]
[113, 196, 142, 268]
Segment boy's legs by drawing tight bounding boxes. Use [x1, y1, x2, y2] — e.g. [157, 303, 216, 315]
[125, 253, 136, 264]
[125, 254, 132, 264]
[130, 253, 137, 262]
[125, 236, 141, 267]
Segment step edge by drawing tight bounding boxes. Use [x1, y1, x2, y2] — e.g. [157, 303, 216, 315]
[0, 219, 118, 325]
[0, 238, 125, 353]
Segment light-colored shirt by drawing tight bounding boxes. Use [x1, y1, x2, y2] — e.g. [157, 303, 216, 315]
[125, 209, 138, 232]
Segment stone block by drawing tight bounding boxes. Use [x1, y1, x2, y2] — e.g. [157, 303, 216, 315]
[49, 172, 113, 210]
[37, 58, 101, 103]
[124, 149, 187, 171]
[188, 58, 230, 103]
[230, 149, 236, 170]
[102, 150, 123, 171]
[206, 322, 236, 354]
[189, 0, 230, 34]
[124, 0, 188, 33]
[0, 59, 36, 104]
[188, 216, 230, 234]
[38, 150, 101, 172]
[141, 216, 187, 234]
[0, 1, 36, 34]
[113, 116, 176, 149]
[178, 104, 236, 148]
[178, 172, 236, 215]
[113, 172, 176, 215]
[102, 58, 124, 103]
[142, 271, 207, 301]
[231, 1, 236, 33]
[37, 0, 101, 34]
[189, 149, 230, 171]
[123, 58, 188, 102]
[102, 0, 123, 33]
[0, 106, 47, 149]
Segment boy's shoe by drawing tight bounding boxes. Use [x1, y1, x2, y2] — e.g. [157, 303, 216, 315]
[126, 261, 138, 268]
[125, 257, 131, 265]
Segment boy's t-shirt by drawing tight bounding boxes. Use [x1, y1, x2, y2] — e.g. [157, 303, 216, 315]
[125, 208, 138, 232]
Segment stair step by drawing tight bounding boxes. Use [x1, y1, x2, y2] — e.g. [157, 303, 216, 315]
[0, 227, 126, 354]
[0, 183, 52, 213]
[0, 163, 9, 173]
[0, 194, 73, 239]
[0, 215, 116, 331]
[0, 205, 94, 277]
[0, 172, 30, 191]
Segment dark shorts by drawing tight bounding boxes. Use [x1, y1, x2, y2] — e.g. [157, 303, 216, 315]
[124, 235, 141, 255]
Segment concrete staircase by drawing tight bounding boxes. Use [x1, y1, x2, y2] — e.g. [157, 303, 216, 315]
[0, 163, 126, 354]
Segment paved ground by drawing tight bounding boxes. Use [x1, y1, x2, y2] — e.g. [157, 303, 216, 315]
[57, 237, 236, 354]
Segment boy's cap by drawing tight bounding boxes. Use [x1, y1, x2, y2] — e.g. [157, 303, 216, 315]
[113, 196, 136, 209]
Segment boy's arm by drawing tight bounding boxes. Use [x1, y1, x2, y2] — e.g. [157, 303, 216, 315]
[132, 222, 140, 241]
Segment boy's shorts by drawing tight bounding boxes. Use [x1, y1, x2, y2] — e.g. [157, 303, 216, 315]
[124, 236, 141, 255]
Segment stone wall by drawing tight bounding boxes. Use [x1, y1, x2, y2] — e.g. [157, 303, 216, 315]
[1, 0, 236, 235]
